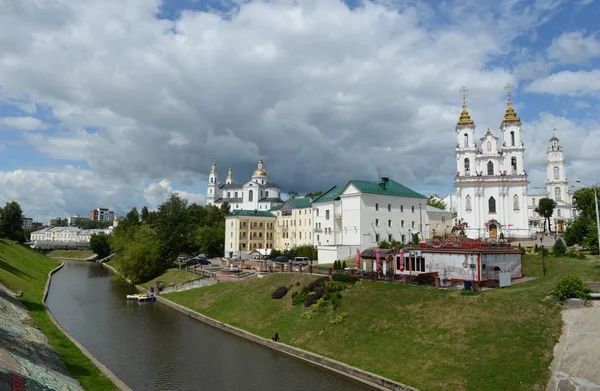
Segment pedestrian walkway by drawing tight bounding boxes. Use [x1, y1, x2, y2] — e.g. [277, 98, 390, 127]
[515, 234, 558, 248]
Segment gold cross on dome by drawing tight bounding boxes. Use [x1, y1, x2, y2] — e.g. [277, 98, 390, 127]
[459, 86, 469, 105]
[504, 83, 513, 99]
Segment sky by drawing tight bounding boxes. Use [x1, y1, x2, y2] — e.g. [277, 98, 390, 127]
[1, 0, 599, 222]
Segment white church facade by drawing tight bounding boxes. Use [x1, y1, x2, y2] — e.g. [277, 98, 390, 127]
[453, 87, 530, 239]
[206, 160, 285, 211]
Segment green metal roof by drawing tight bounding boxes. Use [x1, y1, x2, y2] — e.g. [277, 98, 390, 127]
[269, 204, 283, 211]
[286, 197, 312, 209]
[344, 179, 426, 199]
[311, 186, 342, 204]
[230, 210, 276, 217]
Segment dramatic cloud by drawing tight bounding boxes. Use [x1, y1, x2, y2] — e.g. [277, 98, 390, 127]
[0, 0, 590, 219]
[144, 179, 205, 210]
[548, 31, 600, 64]
[0, 116, 47, 131]
[526, 70, 600, 96]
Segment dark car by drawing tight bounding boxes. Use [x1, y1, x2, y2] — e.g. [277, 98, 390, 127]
[274, 256, 289, 263]
[191, 257, 212, 266]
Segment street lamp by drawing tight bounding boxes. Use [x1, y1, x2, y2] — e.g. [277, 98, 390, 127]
[575, 179, 600, 257]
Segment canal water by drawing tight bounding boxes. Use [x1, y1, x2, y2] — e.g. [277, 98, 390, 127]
[46, 261, 373, 391]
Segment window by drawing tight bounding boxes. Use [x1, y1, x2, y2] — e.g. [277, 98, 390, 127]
[464, 133, 469, 147]
[249, 190, 254, 201]
[510, 131, 515, 146]
[227, 192, 231, 198]
[532, 198, 536, 207]
[388, 204, 391, 212]
[210, 188, 212, 194]
[375, 203, 379, 211]
[299, 232, 302, 239]
[388, 220, 392, 227]
[235, 191, 238, 198]
[513, 194, 520, 210]
[401, 234, 406, 243]
[511, 157, 517, 174]
[554, 166, 559, 179]
[317, 235, 320, 242]
[401, 220, 405, 227]
[489, 197, 496, 213]
[316, 209, 319, 217]
[375, 233, 380, 243]
[464, 158, 470, 175]
[266, 191, 269, 197]
[326, 210, 330, 220]
[375, 219, 379, 227]
[231, 222, 234, 227]
[557, 209, 562, 217]
[388, 234, 393, 241]
[487, 161, 494, 175]
[555, 187, 561, 201]
[411, 206, 415, 213]
[411, 221, 415, 228]
[442, 216, 446, 223]
[259, 222, 263, 228]
[465, 195, 472, 211]
[400, 205, 404, 212]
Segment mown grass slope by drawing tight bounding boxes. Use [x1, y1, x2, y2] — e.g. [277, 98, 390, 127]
[47, 249, 95, 259]
[165, 254, 600, 391]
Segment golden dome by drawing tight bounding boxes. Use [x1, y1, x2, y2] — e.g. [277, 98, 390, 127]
[502, 97, 521, 124]
[209, 162, 216, 175]
[457, 103, 475, 126]
[226, 167, 233, 180]
[252, 159, 268, 177]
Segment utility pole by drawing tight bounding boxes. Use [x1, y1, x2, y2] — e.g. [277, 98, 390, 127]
[419, 203, 423, 240]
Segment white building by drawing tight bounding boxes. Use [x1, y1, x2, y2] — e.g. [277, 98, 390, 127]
[527, 135, 575, 233]
[314, 178, 427, 263]
[425, 206, 454, 239]
[206, 160, 285, 211]
[453, 88, 530, 239]
[66, 215, 90, 226]
[30, 227, 111, 243]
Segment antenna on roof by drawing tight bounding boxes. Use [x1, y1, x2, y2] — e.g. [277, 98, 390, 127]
[377, 167, 381, 181]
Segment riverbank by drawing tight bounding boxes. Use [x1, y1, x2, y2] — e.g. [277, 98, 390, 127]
[47, 249, 96, 260]
[0, 239, 120, 391]
[158, 254, 600, 391]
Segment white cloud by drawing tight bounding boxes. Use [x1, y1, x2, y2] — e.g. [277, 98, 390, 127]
[0, 116, 47, 130]
[143, 179, 205, 210]
[548, 31, 600, 64]
[526, 70, 600, 96]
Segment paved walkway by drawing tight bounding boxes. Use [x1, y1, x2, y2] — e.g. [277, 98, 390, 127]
[515, 235, 558, 248]
[547, 301, 600, 391]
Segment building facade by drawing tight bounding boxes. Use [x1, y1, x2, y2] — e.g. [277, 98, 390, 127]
[89, 208, 114, 222]
[454, 88, 530, 239]
[272, 198, 313, 250]
[20, 217, 33, 230]
[527, 135, 575, 233]
[207, 160, 284, 211]
[424, 206, 454, 238]
[224, 210, 276, 258]
[30, 227, 111, 243]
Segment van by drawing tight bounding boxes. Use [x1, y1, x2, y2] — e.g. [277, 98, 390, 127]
[291, 257, 309, 265]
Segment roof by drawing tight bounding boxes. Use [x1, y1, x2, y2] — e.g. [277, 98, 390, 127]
[426, 205, 450, 213]
[269, 204, 283, 211]
[311, 186, 342, 204]
[527, 188, 547, 196]
[285, 197, 312, 209]
[344, 179, 426, 199]
[229, 210, 276, 218]
[218, 184, 244, 190]
[259, 197, 285, 203]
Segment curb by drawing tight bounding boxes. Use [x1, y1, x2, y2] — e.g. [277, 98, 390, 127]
[101, 263, 418, 391]
[44, 263, 133, 391]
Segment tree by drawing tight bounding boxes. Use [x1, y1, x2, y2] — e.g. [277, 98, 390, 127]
[305, 191, 324, 198]
[90, 232, 112, 259]
[342, 260, 347, 269]
[535, 198, 557, 233]
[287, 191, 299, 200]
[118, 225, 165, 283]
[155, 193, 192, 261]
[124, 207, 140, 226]
[426, 197, 447, 210]
[140, 206, 149, 221]
[553, 238, 567, 256]
[194, 222, 225, 256]
[0, 201, 24, 242]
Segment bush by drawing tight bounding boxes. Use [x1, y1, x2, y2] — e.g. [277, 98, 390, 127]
[534, 244, 539, 253]
[551, 275, 592, 302]
[342, 260, 347, 269]
[292, 287, 309, 306]
[332, 273, 359, 284]
[499, 232, 505, 240]
[553, 238, 567, 256]
[307, 276, 329, 291]
[271, 286, 289, 299]
[304, 287, 324, 307]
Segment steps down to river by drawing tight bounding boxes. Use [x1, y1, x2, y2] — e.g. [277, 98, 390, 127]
[0, 285, 82, 391]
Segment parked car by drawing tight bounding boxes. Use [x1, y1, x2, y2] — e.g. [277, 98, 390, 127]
[190, 257, 212, 266]
[273, 256, 289, 264]
[291, 257, 309, 265]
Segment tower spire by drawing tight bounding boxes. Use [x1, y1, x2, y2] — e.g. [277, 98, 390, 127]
[503, 83, 521, 123]
[457, 86, 474, 126]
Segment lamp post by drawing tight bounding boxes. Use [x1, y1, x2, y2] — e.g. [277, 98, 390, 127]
[575, 179, 600, 258]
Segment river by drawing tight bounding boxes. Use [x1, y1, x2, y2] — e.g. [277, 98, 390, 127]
[46, 261, 374, 391]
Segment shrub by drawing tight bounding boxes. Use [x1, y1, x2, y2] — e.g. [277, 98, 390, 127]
[304, 287, 325, 307]
[578, 252, 586, 260]
[499, 232, 505, 240]
[307, 276, 329, 291]
[292, 287, 309, 306]
[553, 238, 567, 256]
[342, 260, 347, 269]
[534, 244, 539, 253]
[332, 273, 359, 284]
[271, 286, 289, 299]
[551, 275, 592, 302]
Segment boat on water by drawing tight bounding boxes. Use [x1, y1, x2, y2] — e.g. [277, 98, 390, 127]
[126, 293, 156, 302]
[126, 293, 145, 300]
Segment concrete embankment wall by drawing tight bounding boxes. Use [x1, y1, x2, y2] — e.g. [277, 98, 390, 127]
[43, 263, 133, 391]
[101, 263, 418, 391]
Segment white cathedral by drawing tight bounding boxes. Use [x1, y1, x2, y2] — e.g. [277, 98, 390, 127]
[206, 159, 285, 211]
[447, 86, 574, 239]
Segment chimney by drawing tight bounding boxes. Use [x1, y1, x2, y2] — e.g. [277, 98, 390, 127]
[379, 177, 389, 190]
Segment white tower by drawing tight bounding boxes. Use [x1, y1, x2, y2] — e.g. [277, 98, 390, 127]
[207, 162, 218, 205]
[546, 135, 571, 232]
[499, 83, 525, 176]
[225, 167, 233, 185]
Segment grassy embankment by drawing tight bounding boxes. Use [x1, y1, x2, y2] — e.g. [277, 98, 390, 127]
[140, 268, 203, 289]
[0, 239, 118, 391]
[47, 249, 96, 259]
[164, 254, 600, 391]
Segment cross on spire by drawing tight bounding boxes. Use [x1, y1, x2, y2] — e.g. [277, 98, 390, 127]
[504, 83, 513, 100]
[459, 86, 469, 106]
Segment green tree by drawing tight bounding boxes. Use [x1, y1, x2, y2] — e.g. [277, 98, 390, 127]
[155, 194, 192, 261]
[118, 225, 165, 283]
[412, 233, 420, 245]
[342, 260, 347, 269]
[140, 206, 149, 221]
[0, 201, 25, 242]
[305, 191, 323, 198]
[553, 238, 567, 256]
[535, 198, 557, 233]
[287, 191, 299, 200]
[194, 222, 225, 256]
[426, 197, 447, 210]
[90, 232, 112, 259]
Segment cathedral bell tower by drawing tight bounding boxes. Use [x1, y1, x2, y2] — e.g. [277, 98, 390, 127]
[207, 162, 218, 205]
[225, 167, 233, 185]
[500, 83, 524, 175]
[546, 135, 570, 205]
[455, 86, 477, 177]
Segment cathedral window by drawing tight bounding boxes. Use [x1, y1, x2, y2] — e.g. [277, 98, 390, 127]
[489, 197, 496, 213]
[464, 158, 470, 175]
[557, 209, 561, 217]
[266, 191, 269, 198]
[464, 133, 469, 147]
[465, 195, 472, 211]
[513, 194, 520, 210]
[555, 187, 561, 201]
[249, 190, 254, 201]
[235, 192, 238, 198]
[510, 131, 515, 146]
[553, 166, 559, 179]
[511, 157, 517, 174]
[227, 192, 231, 198]
[532, 198, 536, 206]
[210, 189, 212, 194]
[487, 141, 492, 151]
[487, 161, 494, 175]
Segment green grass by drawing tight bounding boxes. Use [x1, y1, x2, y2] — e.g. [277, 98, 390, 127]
[140, 268, 202, 289]
[47, 249, 96, 259]
[164, 254, 600, 391]
[0, 239, 119, 391]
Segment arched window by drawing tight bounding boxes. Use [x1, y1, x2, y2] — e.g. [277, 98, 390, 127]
[511, 157, 517, 174]
[510, 131, 515, 146]
[557, 209, 561, 217]
[553, 166, 559, 179]
[487, 141, 492, 151]
[489, 197, 496, 213]
[487, 161, 494, 175]
[210, 177, 214, 183]
[513, 194, 519, 210]
[249, 189, 254, 202]
[465, 195, 472, 211]
[464, 158, 470, 175]
[555, 187, 561, 201]
[464, 133, 469, 147]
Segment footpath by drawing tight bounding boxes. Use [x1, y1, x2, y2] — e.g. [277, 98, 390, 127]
[0, 285, 82, 391]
